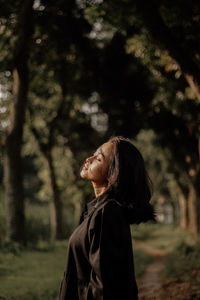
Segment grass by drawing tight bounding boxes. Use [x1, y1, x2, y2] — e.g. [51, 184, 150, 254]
[0, 241, 67, 300]
[131, 222, 194, 254]
[133, 247, 153, 277]
[0, 222, 198, 299]
[0, 240, 150, 299]
[131, 222, 200, 281]
[164, 240, 200, 277]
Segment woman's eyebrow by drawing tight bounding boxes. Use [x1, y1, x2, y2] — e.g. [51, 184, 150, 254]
[94, 149, 105, 159]
[99, 149, 105, 159]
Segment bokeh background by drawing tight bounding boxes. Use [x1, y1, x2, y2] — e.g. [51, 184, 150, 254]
[0, 0, 200, 299]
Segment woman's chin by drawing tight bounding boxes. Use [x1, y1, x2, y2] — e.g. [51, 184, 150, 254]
[80, 170, 88, 179]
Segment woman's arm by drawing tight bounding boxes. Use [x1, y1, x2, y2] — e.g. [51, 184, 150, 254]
[88, 201, 138, 300]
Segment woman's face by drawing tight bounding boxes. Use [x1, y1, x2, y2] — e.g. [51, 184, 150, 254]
[80, 142, 114, 186]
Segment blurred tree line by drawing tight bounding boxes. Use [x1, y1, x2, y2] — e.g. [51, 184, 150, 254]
[0, 0, 199, 244]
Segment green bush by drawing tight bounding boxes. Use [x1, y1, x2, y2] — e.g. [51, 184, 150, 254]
[0, 189, 6, 242]
[131, 222, 157, 241]
[133, 247, 153, 277]
[1, 289, 58, 300]
[0, 241, 23, 255]
[165, 240, 200, 276]
[132, 222, 194, 254]
[0, 242, 67, 300]
[25, 202, 77, 245]
[25, 215, 51, 245]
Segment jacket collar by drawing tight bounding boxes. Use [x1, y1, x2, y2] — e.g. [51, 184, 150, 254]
[79, 193, 107, 224]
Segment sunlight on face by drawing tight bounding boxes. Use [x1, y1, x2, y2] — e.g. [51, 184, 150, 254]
[80, 142, 114, 185]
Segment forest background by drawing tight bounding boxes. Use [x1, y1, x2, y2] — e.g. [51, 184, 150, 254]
[0, 0, 200, 299]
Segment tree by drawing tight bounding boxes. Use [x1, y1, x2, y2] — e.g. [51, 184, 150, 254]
[1, 0, 34, 242]
[134, 0, 200, 102]
[84, 0, 200, 236]
[25, 0, 100, 239]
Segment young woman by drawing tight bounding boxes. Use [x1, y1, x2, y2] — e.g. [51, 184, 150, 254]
[59, 136, 155, 300]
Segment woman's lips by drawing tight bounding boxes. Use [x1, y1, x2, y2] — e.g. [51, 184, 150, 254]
[83, 164, 88, 170]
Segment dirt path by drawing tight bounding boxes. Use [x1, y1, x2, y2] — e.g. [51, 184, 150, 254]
[136, 241, 199, 300]
[136, 241, 168, 300]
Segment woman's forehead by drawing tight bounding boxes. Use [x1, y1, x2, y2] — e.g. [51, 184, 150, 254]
[96, 142, 113, 156]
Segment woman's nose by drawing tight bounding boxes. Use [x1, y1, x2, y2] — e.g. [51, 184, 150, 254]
[86, 155, 94, 163]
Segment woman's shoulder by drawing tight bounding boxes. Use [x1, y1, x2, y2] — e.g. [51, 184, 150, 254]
[88, 198, 128, 233]
[92, 197, 124, 220]
[103, 198, 122, 210]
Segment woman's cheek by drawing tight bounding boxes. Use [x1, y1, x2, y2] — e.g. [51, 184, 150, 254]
[90, 164, 102, 179]
[90, 164, 98, 176]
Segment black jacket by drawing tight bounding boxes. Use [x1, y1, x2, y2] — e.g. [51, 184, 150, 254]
[59, 195, 138, 300]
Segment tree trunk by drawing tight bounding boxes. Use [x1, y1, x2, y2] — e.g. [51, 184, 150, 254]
[188, 182, 198, 239]
[29, 125, 65, 240]
[28, 98, 66, 240]
[194, 171, 200, 233]
[5, 130, 25, 242]
[176, 184, 188, 230]
[46, 151, 63, 240]
[4, 0, 34, 242]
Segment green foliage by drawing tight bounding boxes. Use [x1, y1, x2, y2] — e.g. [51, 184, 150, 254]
[0, 241, 23, 256]
[25, 201, 79, 245]
[25, 214, 51, 245]
[0, 0, 200, 247]
[134, 130, 174, 201]
[132, 222, 158, 241]
[165, 240, 200, 277]
[0, 188, 5, 242]
[0, 238, 151, 299]
[0, 223, 198, 299]
[133, 247, 153, 277]
[0, 242, 67, 300]
[132, 223, 194, 254]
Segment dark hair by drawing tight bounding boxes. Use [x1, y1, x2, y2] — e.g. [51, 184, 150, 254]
[105, 136, 155, 224]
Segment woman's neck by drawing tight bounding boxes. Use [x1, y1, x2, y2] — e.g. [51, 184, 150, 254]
[92, 182, 107, 198]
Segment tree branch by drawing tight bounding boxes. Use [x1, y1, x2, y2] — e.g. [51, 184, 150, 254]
[135, 0, 200, 101]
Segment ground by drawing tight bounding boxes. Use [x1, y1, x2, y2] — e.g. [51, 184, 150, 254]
[0, 223, 200, 299]
[137, 241, 166, 299]
[136, 240, 200, 300]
